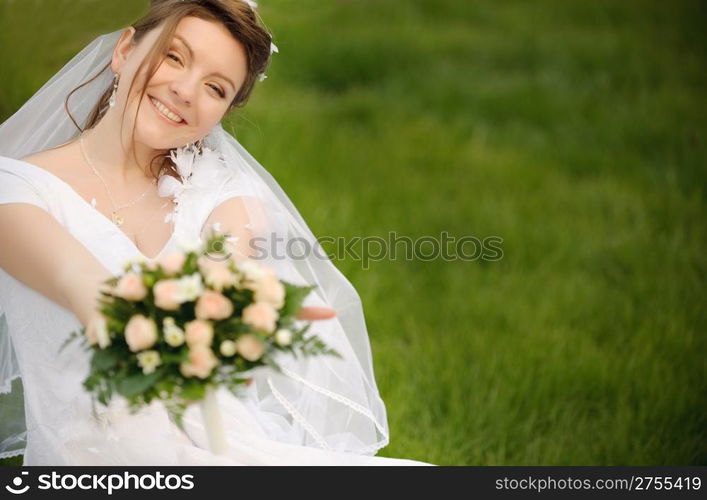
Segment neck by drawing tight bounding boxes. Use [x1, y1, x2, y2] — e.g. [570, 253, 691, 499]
[82, 109, 165, 183]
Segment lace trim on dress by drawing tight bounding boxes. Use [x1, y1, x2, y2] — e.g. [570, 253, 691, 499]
[267, 366, 391, 455]
[281, 366, 389, 439]
[0, 448, 24, 460]
[266, 376, 332, 451]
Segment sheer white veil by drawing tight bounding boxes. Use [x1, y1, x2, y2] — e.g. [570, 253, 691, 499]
[0, 28, 389, 459]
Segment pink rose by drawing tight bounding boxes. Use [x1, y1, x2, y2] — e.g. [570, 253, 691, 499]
[197, 256, 238, 292]
[158, 252, 186, 275]
[185, 319, 214, 347]
[124, 314, 158, 352]
[195, 290, 234, 321]
[113, 272, 148, 301]
[153, 279, 181, 311]
[242, 301, 278, 333]
[253, 276, 285, 309]
[179, 345, 218, 379]
[235, 334, 265, 361]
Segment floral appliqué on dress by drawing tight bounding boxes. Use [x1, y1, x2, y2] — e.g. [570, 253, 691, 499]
[157, 143, 228, 225]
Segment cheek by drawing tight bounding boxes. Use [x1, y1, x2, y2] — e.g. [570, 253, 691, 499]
[146, 62, 176, 87]
[185, 102, 228, 138]
[201, 105, 227, 126]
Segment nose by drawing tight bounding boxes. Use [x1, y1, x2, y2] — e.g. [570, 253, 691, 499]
[168, 74, 197, 106]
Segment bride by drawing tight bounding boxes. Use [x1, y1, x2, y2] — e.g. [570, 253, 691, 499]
[0, 0, 433, 465]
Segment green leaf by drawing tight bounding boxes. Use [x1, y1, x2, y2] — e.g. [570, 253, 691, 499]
[181, 380, 206, 401]
[58, 329, 86, 354]
[143, 273, 157, 288]
[280, 281, 317, 318]
[115, 369, 164, 398]
[160, 350, 188, 364]
[97, 382, 113, 406]
[261, 355, 283, 374]
[165, 400, 187, 430]
[90, 348, 121, 372]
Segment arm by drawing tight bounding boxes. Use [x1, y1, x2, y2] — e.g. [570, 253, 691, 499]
[202, 196, 335, 320]
[201, 195, 260, 263]
[0, 203, 113, 327]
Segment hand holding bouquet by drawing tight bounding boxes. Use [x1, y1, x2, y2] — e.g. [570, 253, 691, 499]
[62, 228, 340, 453]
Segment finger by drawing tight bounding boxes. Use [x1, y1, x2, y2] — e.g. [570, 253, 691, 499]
[296, 306, 337, 320]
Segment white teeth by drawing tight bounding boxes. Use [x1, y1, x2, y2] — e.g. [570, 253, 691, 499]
[150, 97, 183, 123]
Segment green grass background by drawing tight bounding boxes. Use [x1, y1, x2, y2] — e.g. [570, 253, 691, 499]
[1, 0, 705, 465]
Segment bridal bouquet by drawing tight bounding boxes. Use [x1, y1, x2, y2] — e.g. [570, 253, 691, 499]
[61, 228, 339, 451]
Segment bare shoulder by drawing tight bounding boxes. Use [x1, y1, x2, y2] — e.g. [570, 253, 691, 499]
[20, 141, 81, 181]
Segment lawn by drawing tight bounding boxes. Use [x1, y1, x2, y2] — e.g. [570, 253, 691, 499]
[1, 0, 705, 465]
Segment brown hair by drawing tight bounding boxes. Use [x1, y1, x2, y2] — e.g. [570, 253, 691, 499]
[65, 0, 273, 181]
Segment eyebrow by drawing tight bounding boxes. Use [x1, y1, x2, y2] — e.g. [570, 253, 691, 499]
[173, 34, 236, 93]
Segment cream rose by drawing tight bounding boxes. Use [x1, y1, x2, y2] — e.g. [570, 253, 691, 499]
[86, 314, 111, 349]
[195, 290, 234, 321]
[153, 279, 182, 311]
[113, 272, 148, 301]
[274, 328, 293, 347]
[185, 319, 214, 347]
[175, 273, 204, 303]
[235, 334, 265, 361]
[158, 252, 186, 275]
[253, 276, 285, 309]
[179, 345, 218, 379]
[124, 314, 158, 352]
[219, 339, 237, 357]
[242, 301, 279, 333]
[162, 317, 185, 347]
[136, 350, 162, 375]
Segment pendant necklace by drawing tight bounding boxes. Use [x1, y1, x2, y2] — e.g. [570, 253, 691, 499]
[79, 133, 155, 226]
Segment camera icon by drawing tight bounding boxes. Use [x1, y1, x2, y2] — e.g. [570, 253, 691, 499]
[5, 471, 30, 495]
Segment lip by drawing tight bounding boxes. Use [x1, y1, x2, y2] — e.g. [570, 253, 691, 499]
[148, 95, 187, 126]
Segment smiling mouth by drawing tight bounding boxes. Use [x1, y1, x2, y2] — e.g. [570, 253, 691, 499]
[148, 96, 186, 125]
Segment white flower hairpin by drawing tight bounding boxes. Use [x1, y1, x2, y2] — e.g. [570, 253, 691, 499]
[241, 0, 279, 82]
[258, 42, 278, 81]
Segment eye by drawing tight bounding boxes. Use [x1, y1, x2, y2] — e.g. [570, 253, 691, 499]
[208, 84, 226, 98]
[166, 52, 181, 64]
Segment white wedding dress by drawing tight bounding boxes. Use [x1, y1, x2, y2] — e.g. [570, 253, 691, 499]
[0, 156, 433, 466]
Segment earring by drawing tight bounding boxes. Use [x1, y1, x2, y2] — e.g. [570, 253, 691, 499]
[108, 74, 119, 108]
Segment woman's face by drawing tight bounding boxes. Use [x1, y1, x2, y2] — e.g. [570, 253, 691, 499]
[111, 16, 248, 150]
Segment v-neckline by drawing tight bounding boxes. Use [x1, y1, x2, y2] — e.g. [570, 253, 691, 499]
[7, 157, 177, 261]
